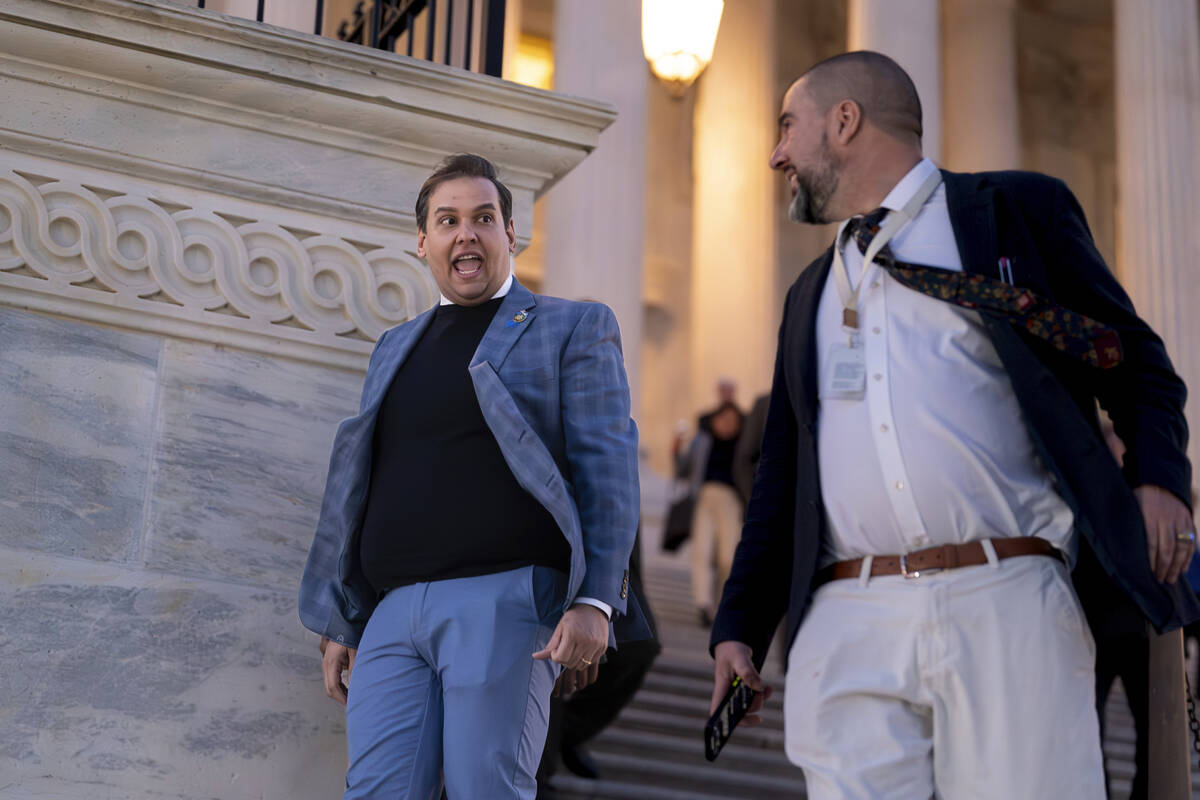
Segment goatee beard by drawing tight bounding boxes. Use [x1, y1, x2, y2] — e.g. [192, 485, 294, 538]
[787, 170, 838, 225]
[787, 135, 840, 224]
[788, 189, 818, 224]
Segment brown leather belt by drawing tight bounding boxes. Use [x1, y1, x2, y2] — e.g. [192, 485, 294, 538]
[814, 537, 1064, 587]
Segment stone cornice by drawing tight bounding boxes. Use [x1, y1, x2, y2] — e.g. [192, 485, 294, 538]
[9, 0, 616, 145]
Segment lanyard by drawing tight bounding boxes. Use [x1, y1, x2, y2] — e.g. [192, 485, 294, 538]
[832, 169, 943, 332]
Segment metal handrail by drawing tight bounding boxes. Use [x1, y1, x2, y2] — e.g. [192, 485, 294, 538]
[192, 0, 504, 76]
[340, 0, 506, 77]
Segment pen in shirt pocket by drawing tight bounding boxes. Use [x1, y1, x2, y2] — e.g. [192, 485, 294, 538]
[998, 256, 1015, 285]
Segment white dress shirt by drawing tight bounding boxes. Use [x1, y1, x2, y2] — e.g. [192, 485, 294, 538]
[440, 268, 612, 620]
[439, 270, 514, 306]
[815, 158, 1075, 567]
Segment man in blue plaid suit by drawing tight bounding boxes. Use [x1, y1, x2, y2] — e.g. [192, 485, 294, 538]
[298, 154, 643, 799]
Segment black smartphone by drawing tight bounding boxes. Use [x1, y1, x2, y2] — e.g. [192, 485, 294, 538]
[704, 675, 757, 761]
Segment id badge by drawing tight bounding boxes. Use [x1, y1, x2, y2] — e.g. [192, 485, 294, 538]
[823, 342, 867, 399]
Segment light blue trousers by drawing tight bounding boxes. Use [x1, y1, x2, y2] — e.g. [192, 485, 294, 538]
[344, 566, 566, 799]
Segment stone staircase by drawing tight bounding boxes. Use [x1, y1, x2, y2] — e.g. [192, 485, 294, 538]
[542, 555, 1200, 800]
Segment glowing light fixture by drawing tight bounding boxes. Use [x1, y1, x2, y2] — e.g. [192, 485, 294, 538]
[511, 35, 554, 91]
[641, 0, 724, 95]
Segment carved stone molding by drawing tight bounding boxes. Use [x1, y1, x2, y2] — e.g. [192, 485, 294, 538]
[0, 158, 436, 369]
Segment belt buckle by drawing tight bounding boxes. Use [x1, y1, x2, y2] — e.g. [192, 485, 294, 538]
[899, 553, 940, 580]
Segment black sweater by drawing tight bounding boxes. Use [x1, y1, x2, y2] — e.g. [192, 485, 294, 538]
[358, 298, 569, 593]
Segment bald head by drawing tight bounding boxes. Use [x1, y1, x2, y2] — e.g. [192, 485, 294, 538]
[799, 51, 922, 144]
[769, 51, 926, 222]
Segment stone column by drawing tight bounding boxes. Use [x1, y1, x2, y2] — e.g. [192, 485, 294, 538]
[690, 0, 778, 411]
[501, 0, 522, 80]
[942, 0, 1020, 171]
[1114, 0, 1200, 476]
[847, 0, 941, 161]
[541, 0, 647, 414]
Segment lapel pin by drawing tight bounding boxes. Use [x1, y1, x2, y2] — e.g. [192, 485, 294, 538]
[506, 309, 529, 328]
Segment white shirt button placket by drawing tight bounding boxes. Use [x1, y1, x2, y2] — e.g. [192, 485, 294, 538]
[863, 274, 928, 549]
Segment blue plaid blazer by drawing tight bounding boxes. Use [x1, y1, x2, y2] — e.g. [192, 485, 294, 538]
[298, 280, 644, 648]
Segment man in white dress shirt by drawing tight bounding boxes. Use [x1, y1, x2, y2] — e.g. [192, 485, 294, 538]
[709, 51, 1197, 798]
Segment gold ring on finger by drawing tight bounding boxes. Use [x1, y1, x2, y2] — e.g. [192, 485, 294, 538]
[1176, 531, 1196, 543]
[581, 658, 592, 666]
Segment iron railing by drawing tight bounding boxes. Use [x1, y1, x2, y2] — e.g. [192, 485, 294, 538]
[337, 1, 505, 77]
[193, 0, 505, 77]
[195, 0, 326, 36]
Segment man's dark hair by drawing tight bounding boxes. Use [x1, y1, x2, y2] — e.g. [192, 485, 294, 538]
[800, 51, 923, 142]
[415, 153, 513, 233]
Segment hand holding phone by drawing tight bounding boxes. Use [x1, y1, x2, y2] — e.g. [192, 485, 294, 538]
[704, 675, 757, 761]
[706, 640, 773, 761]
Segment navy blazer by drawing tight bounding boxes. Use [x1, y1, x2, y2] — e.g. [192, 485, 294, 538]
[299, 280, 646, 648]
[712, 169, 1198, 669]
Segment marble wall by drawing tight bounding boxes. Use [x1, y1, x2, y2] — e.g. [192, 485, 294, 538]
[0, 305, 362, 799]
[0, 309, 160, 563]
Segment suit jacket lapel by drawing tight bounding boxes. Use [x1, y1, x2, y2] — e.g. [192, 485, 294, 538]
[794, 248, 834, 426]
[470, 279, 538, 371]
[361, 306, 436, 413]
[942, 169, 997, 278]
[360, 279, 535, 416]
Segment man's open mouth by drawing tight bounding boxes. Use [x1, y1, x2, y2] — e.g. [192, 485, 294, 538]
[453, 253, 483, 277]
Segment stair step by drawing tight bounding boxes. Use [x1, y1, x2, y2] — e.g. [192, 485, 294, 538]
[544, 773, 781, 800]
[590, 726, 793, 775]
[629, 689, 785, 729]
[647, 651, 787, 686]
[583, 750, 804, 796]
[612, 707, 786, 749]
[640, 671, 786, 711]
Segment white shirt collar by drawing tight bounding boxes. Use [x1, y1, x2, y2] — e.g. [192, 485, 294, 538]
[878, 157, 939, 212]
[835, 157, 938, 247]
[439, 269, 514, 306]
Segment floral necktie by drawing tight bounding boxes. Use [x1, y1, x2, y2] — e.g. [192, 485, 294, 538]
[846, 210, 1122, 369]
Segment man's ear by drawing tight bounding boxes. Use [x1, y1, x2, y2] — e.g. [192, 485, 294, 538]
[416, 229, 427, 259]
[831, 99, 863, 145]
[506, 218, 516, 253]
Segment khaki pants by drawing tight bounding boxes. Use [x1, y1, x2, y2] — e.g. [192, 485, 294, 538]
[690, 482, 743, 612]
[784, 553, 1105, 799]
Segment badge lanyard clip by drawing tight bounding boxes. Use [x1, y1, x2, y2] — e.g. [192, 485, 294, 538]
[832, 169, 943, 343]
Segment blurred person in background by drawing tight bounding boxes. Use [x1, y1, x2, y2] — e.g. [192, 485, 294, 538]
[734, 393, 771, 506]
[678, 379, 744, 627]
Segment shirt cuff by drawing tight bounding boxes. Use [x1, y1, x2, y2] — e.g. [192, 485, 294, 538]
[573, 597, 613, 620]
